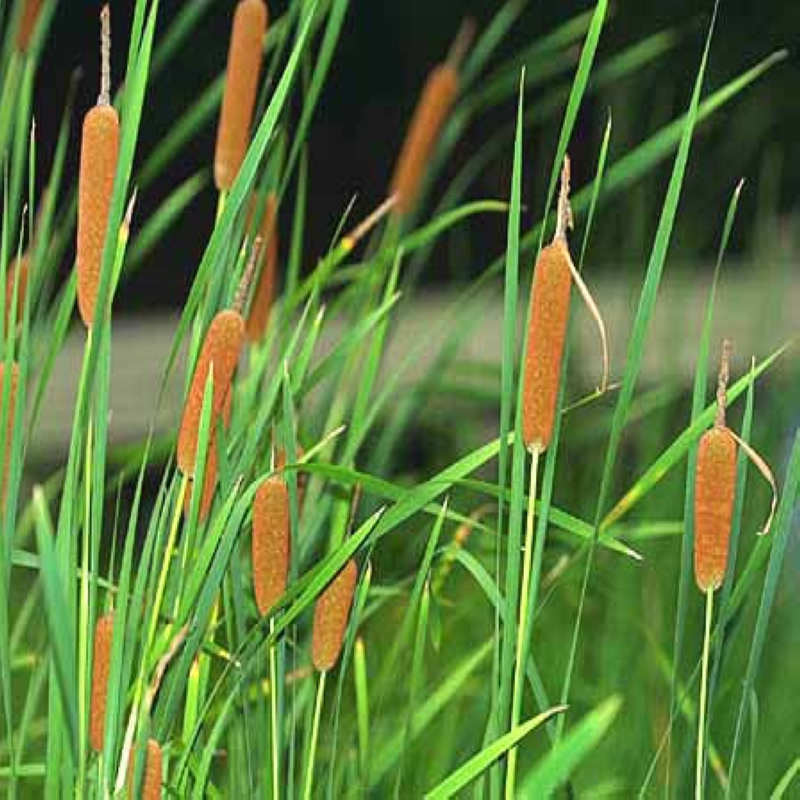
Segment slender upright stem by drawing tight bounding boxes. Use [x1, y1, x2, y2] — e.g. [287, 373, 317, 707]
[269, 618, 280, 800]
[77, 327, 94, 794]
[696, 587, 714, 799]
[303, 670, 326, 800]
[505, 446, 540, 800]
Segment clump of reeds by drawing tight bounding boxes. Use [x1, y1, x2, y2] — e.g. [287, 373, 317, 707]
[251, 474, 290, 615]
[214, 0, 269, 191]
[389, 21, 474, 215]
[77, 5, 119, 328]
[89, 611, 113, 752]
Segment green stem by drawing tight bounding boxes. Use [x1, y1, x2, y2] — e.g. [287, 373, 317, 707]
[505, 446, 540, 800]
[269, 619, 280, 800]
[696, 587, 714, 799]
[303, 670, 326, 800]
[77, 327, 93, 795]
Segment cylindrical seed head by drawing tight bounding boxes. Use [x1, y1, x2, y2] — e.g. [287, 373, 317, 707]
[89, 611, 114, 752]
[5, 254, 29, 329]
[0, 362, 19, 510]
[694, 427, 737, 592]
[128, 738, 163, 800]
[245, 193, 279, 342]
[389, 63, 459, 215]
[311, 559, 358, 672]
[16, 0, 43, 51]
[214, 0, 268, 190]
[522, 240, 573, 452]
[252, 475, 290, 615]
[177, 310, 244, 476]
[77, 103, 120, 328]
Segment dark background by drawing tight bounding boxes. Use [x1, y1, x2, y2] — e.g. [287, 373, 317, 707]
[32, 0, 799, 310]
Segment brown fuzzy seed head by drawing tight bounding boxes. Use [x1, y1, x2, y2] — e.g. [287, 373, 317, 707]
[245, 193, 279, 342]
[177, 310, 244, 476]
[389, 63, 459, 214]
[311, 559, 358, 672]
[694, 427, 737, 592]
[77, 103, 120, 327]
[522, 240, 573, 451]
[16, 0, 43, 51]
[214, 0, 268, 190]
[128, 738, 163, 800]
[89, 611, 114, 751]
[0, 362, 19, 510]
[6, 255, 30, 329]
[252, 476, 290, 615]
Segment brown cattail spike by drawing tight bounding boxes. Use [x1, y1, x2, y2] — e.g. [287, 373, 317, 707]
[77, 6, 120, 327]
[176, 310, 244, 476]
[90, 611, 114, 751]
[694, 341, 736, 592]
[5, 255, 29, 330]
[0, 362, 19, 509]
[389, 27, 463, 215]
[16, 0, 43, 52]
[311, 560, 358, 672]
[251, 475, 291, 615]
[128, 738, 163, 800]
[214, 0, 268, 190]
[245, 194, 279, 342]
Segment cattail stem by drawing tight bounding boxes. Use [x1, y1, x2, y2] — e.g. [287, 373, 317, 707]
[78, 390, 94, 792]
[696, 587, 713, 800]
[714, 339, 731, 428]
[98, 5, 111, 106]
[554, 156, 573, 241]
[303, 669, 326, 800]
[446, 18, 476, 69]
[269, 618, 280, 800]
[505, 445, 540, 800]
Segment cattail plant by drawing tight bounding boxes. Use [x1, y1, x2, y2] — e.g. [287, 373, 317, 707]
[77, 5, 119, 328]
[245, 192, 279, 342]
[252, 471, 291, 799]
[5, 254, 29, 330]
[128, 738, 163, 800]
[693, 341, 777, 799]
[506, 155, 609, 798]
[176, 309, 244, 477]
[89, 611, 113, 752]
[388, 22, 473, 215]
[0, 362, 19, 509]
[251, 474, 290, 615]
[214, 0, 268, 191]
[15, 0, 43, 52]
[304, 559, 358, 799]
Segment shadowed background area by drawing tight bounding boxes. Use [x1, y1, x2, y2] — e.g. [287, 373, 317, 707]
[30, 0, 800, 310]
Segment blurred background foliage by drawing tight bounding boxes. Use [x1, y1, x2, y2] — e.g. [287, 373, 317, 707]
[33, 0, 800, 308]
